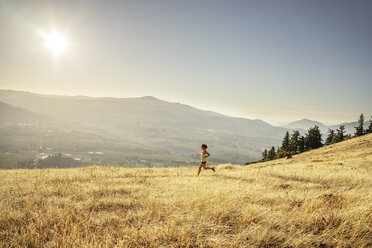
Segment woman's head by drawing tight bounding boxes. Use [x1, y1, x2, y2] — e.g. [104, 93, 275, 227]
[201, 144, 208, 150]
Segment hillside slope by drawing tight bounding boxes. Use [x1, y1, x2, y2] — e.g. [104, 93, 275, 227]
[1, 134, 371, 247]
[0, 101, 55, 124]
[0, 102, 153, 169]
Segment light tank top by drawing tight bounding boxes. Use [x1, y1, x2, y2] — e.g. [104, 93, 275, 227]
[201, 152, 207, 162]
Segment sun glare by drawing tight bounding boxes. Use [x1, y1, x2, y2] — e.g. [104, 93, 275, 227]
[42, 31, 68, 55]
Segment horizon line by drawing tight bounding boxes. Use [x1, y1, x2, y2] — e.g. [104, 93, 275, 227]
[0, 88, 366, 127]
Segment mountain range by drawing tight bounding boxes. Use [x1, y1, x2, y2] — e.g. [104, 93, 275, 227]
[0, 90, 288, 167]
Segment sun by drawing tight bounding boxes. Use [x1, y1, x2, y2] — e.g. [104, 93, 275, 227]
[42, 31, 68, 55]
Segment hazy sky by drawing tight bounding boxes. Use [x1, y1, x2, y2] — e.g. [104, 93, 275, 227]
[0, 0, 371, 125]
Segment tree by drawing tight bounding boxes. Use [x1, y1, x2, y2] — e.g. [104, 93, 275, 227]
[337, 125, 346, 141]
[367, 116, 372, 134]
[262, 149, 268, 161]
[298, 136, 306, 153]
[288, 130, 300, 153]
[17, 159, 37, 169]
[276, 149, 289, 159]
[325, 129, 335, 145]
[280, 131, 290, 152]
[354, 114, 365, 136]
[267, 146, 276, 160]
[331, 133, 341, 144]
[305, 125, 323, 150]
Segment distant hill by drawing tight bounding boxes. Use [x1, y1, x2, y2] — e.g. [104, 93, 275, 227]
[282, 118, 370, 135]
[0, 101, 55, 124]
[281, 118, 327, 132]
[0, 90, 290, 164]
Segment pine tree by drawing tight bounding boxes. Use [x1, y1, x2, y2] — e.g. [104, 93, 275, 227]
[367, 116, 372, 134]
[354, 114, 364, 136]
[331, 133, 341, 144]
[267, 146, 276, 160]
[280, 131, 290, 151]
[298, 136, 306, 153]
[275, 149, 287, 159]
[262, 149, 268, 161]
[325, 129, 335, 145]
[337, 125, 346, 141]
[305, 125, 323, 150]
[288, 130, 300, 153]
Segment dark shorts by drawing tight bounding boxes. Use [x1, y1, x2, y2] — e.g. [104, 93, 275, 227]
[201, 161, 207, 164]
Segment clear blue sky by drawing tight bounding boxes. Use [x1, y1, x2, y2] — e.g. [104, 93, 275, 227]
[0, 0, 371, 125]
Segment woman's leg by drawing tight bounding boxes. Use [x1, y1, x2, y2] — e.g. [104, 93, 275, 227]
[203, 163, 215, 172]
[197, 163, 204, 175]
[198, 163, 215, 175]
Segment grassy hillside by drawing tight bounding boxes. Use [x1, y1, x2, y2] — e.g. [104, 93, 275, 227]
[1, 134, 371, 247]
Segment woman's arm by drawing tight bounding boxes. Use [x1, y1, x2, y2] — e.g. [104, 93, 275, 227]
[205, 151, 210, 158]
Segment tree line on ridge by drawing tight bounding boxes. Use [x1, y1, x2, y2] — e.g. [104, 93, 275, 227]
[259, 114, 372, 162]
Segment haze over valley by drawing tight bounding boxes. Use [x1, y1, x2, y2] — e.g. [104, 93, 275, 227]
[0, 90, 289, 168]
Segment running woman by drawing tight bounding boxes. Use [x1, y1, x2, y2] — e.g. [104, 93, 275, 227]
[197, 144, 215, 176]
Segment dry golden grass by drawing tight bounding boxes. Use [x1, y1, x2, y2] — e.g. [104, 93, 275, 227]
[1, 134, 372, 247]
